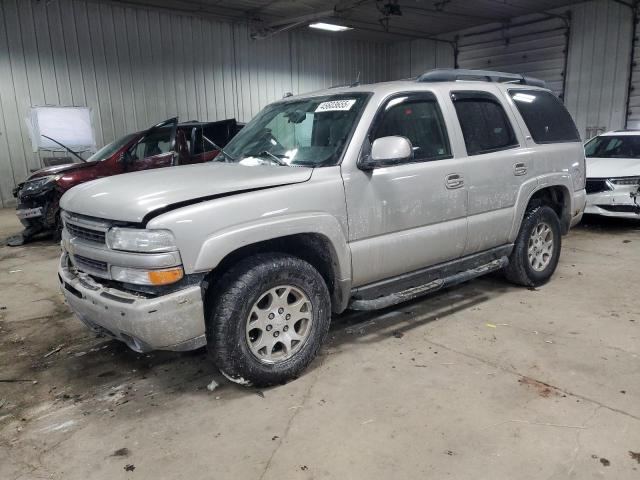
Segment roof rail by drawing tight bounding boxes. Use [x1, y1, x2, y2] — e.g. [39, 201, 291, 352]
[416, 68, 546, 88]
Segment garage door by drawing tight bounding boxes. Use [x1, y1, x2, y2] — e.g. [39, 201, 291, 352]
[457, 15, 570, 98]
[627, 11, 640, 129]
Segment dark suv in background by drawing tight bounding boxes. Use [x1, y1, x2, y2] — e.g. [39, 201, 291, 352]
[11, 117, 242, 245]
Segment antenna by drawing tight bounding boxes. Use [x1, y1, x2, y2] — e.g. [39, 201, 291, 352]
[350, 71, 361, 87]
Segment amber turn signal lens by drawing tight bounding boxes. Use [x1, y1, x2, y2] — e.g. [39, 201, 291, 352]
[147, 267, 184, 285]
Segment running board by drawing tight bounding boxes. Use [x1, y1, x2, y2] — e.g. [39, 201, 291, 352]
[348, 257, 508, 311]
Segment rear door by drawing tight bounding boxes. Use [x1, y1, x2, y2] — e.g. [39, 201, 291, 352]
[448, 87, 535, 254]
[189, 125, 220, 163]
[508, 88, 583, 185]
[343, 91, 468, 287]
[190, 120, 241, 163]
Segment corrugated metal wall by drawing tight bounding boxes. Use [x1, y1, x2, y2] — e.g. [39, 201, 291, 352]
[456, 14, 569, 97]
[0, 0, 390, 207]
[626, 9, 640, 129]
[0, 0, 636, 207]
[564, 0, 633, 139]
[390, 39, 455, 79]
[451, 0, 633, 140]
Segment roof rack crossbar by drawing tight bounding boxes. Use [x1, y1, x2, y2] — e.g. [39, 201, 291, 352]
[416, 68, 546, 88]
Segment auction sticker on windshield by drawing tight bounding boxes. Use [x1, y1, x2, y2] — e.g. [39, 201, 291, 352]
[315, 99, 357, 112]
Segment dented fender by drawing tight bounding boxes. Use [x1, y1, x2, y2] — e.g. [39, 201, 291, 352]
[146, 167, 352, 310]
[193, 212, 351, 283]
[508, 173, 575, 241]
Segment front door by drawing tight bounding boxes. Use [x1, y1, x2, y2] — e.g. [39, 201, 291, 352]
[127, 117, 179, 172]
[343, 92, 468, 287]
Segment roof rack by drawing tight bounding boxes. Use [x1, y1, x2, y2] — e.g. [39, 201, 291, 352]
[416, 68, 546, 88]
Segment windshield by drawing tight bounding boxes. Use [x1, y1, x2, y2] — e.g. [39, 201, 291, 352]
[585, 135, 640, 159]
[223, 93, 370, 167]
[86, 133, 138, 162]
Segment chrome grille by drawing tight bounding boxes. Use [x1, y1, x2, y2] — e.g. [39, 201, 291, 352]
[73, 254, 108, 274]
[66, 222, 106, 244]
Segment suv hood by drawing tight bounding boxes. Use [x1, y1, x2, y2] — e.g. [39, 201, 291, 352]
[60, 162, 313, 223]
[586, 157, 640, 179]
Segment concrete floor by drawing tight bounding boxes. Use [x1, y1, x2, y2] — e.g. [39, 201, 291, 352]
[0, 208, 639, 480]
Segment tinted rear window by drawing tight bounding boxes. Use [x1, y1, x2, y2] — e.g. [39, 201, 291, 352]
[451, 91, 518, 156]
[509, 89, 580, 143]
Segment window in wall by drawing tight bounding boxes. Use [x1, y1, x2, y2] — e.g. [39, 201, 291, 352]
[451, 91, 518, 156]
[509, 89, 580, 143]
[373, 94, 451, 162]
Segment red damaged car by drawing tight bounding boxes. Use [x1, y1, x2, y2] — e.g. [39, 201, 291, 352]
[10, 117, 242, 245]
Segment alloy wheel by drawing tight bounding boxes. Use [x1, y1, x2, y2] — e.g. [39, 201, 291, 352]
[245, 285, 313, 364]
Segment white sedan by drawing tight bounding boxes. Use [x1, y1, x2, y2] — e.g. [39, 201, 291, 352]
[584, 130, 640, 218]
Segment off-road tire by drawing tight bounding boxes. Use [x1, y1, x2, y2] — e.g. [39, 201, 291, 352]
[504, 206, 561, 287]
[206, 253, 331, 387]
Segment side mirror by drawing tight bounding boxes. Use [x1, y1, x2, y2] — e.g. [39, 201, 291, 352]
[359, 136, 413, 170]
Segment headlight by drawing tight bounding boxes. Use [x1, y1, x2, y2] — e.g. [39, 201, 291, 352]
[106, 228, 178, 253]
[111, 266, 184, 286]
[21, 175, 59, 195]
[610, 177, 640, 186]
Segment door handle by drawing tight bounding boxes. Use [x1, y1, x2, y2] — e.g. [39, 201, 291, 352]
[445, 173, 464, 189]
[514, 162, 528, 176]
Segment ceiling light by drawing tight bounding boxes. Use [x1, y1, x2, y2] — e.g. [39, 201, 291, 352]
[309, 22, 352, 32]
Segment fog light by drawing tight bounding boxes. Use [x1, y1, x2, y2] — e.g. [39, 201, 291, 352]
[111, 266, 184, 286]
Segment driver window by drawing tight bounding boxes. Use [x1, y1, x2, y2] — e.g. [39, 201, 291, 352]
[373, 94, 452, 162]
[132, 129, 172, 160]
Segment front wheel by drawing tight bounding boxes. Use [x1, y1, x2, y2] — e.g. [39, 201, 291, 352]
[206, 253, 331, 387]
[504, 206, 561, 287]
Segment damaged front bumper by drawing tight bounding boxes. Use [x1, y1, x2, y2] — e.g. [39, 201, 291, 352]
[58, 253, 207, 352]
[585, 187, 640, 219]
[14, 188, 60, 233]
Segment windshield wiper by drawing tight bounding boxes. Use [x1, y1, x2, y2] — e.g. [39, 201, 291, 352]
[203, 134, 236, 162]
[254, 150, 288, 166]
[41, 135, 86, 163]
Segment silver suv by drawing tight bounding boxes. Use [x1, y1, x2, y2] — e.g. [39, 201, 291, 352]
[58, 69, 587, 386]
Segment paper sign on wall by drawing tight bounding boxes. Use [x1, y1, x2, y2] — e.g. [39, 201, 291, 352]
[26, 106, 96, 152]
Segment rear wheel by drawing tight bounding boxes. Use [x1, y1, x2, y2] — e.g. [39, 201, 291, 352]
[206, 253, 331, 387]
[504, 206, 561, 287]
